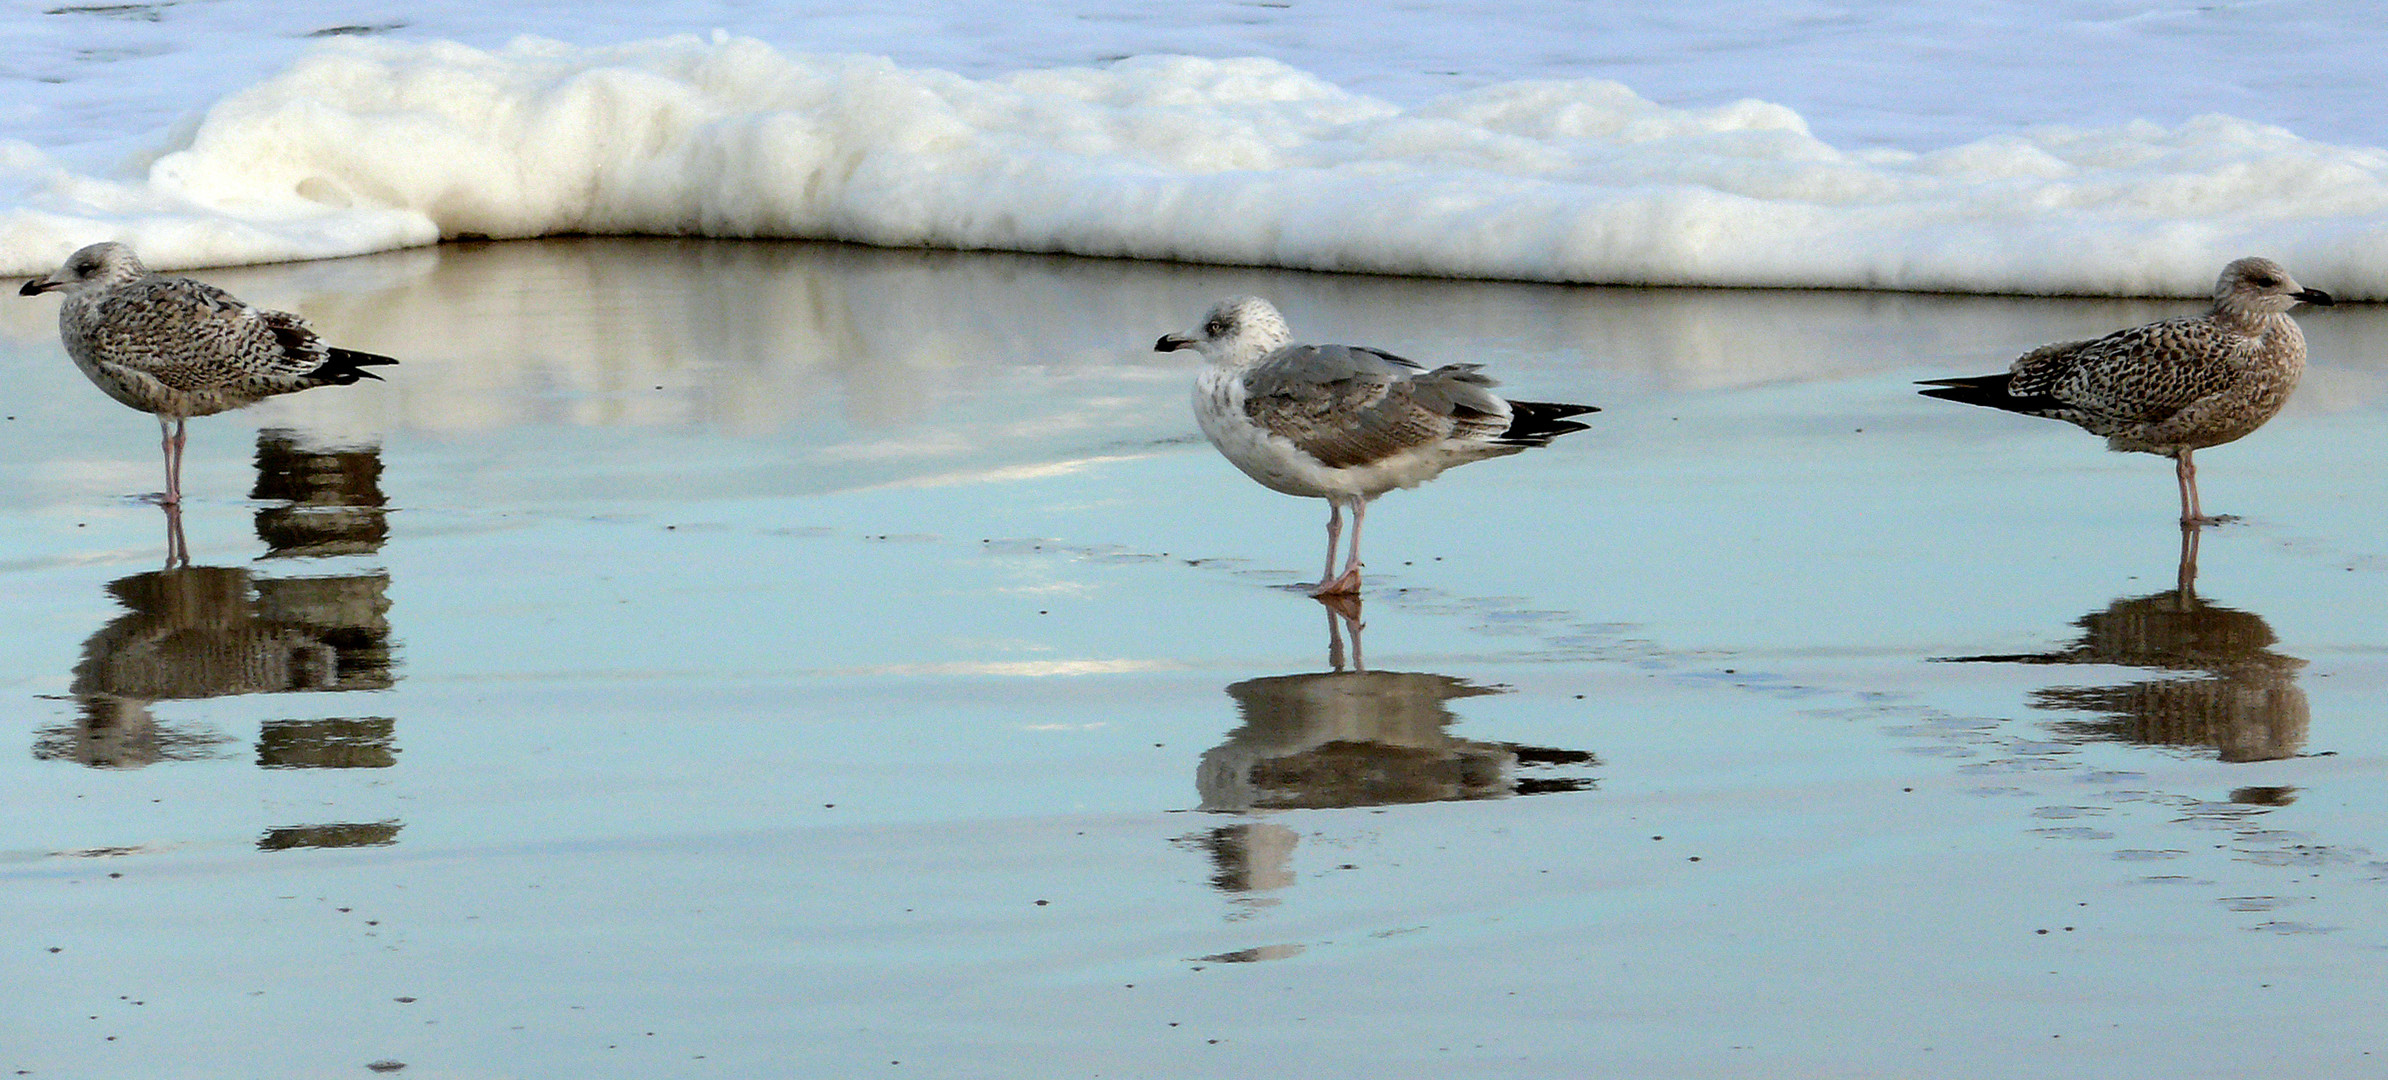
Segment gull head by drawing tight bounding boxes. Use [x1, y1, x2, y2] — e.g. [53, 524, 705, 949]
[1155, 296, 1295, 366]
[2213, 256, 2332, 318]
[20, 242, 149, 297]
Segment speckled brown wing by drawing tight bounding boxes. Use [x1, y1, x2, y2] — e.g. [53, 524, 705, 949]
[2013, 318, 2246, 429]
[82, 277, 326, 394]
[1242, 344, 1510, 469]
[253, 309, 339, 375]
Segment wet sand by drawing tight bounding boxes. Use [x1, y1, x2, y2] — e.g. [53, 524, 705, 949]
[3, 239, 2385, 1078]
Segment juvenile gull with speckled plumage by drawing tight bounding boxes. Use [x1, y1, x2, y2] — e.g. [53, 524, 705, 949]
[20, 242, 396, 508]
[1158, 296, 1597, 596]
[1919, 257, 2331, 526]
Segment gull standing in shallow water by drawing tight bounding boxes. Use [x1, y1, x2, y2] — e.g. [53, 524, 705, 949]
[21, 242, 397, 508]
[1158, 296, 1598, 596]
[1919, 257, 2331, 526]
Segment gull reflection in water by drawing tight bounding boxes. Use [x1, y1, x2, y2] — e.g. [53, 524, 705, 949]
[1940, 527, 2308, 763]
[1181, 598, 1600, 914]
[252, 430, 390, 559]
[35, 431, 402, 850]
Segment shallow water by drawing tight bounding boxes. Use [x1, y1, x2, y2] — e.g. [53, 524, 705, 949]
[4, 239, 2386, 1078]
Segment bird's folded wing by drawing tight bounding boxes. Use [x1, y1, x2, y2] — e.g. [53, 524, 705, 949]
[87, 278, 324, 390]
[2026, 319, 2243, 424]
[254, 310, 335, 375]
[1243, 344, 1506, 468]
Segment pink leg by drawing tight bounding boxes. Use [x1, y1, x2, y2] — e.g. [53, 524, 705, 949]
[156, 416, 175, 506]
[156, 416, 187, 507]
[1318, 500, 1345, 591]
[1344, 498, 1366, 580]
[1314, 498, 1367, 596]
[2176, 449, 2216, 526]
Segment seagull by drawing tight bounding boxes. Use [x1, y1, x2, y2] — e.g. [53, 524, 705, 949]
[1919, 257, 2331, 526]
[21, 242, 397, 507]
[1158, 296, 1598, 596]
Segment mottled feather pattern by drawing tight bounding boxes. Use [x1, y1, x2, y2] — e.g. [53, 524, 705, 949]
[261, 310, 335, 374]
[23, 241, 396, 512]
[2004, 313, 2302, 449]
[53, 253, 393, 418]
[1917, 256, 2326, 527]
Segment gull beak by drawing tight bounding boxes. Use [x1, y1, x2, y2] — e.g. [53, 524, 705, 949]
[19, 277, 61, 296]
[1154, 333, 1196, 352]
[2292, 287, 2334, 307]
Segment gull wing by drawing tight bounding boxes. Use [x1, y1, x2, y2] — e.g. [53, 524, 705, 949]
[1241, 343, 1512, 468]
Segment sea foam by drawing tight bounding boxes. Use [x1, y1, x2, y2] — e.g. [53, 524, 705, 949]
[7, 32, 2388, 298]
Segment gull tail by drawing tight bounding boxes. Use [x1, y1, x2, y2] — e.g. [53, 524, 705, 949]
[1498, 400, 1600, 446]
[311, 348, 399, 385]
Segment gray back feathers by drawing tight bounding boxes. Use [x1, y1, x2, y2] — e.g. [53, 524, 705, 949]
[1242, 343, 1514, 469]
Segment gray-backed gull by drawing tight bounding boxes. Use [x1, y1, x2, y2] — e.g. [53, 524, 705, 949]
[1158, 296, 1597, 596]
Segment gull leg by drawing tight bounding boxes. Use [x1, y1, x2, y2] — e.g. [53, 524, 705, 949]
[1314, 498, 1366, 596]
[2176, 448, 2224, 526]
[1317, 500, 1345, 592]
[167, 417, 188, 507]
[154, 416, 180, 507]
[1345, 498, 1366, 581]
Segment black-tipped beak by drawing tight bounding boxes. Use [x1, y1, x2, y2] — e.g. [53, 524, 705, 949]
[19, 278, 57, 296]
[1155, 333, 1195, 352]
[2293, 288, 2334, 307]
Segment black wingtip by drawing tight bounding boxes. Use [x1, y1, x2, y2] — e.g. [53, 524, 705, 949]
[1500, 399, 1601, 445]
[1915, 374, 2008, 400]
[311, 347, 399, 385]
[1917, 372, 2068, 415]
[1513, 399, 1601, 419]
[1502, 419, 1594, 445]
[1917, 385, 1982, 405]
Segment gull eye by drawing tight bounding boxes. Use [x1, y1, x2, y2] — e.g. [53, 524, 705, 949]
[1205, 319, 1228, 337]
[2251, 276, 2278, 288]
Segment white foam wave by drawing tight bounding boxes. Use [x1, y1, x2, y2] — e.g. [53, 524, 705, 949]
[8, 32, 2388, 298]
